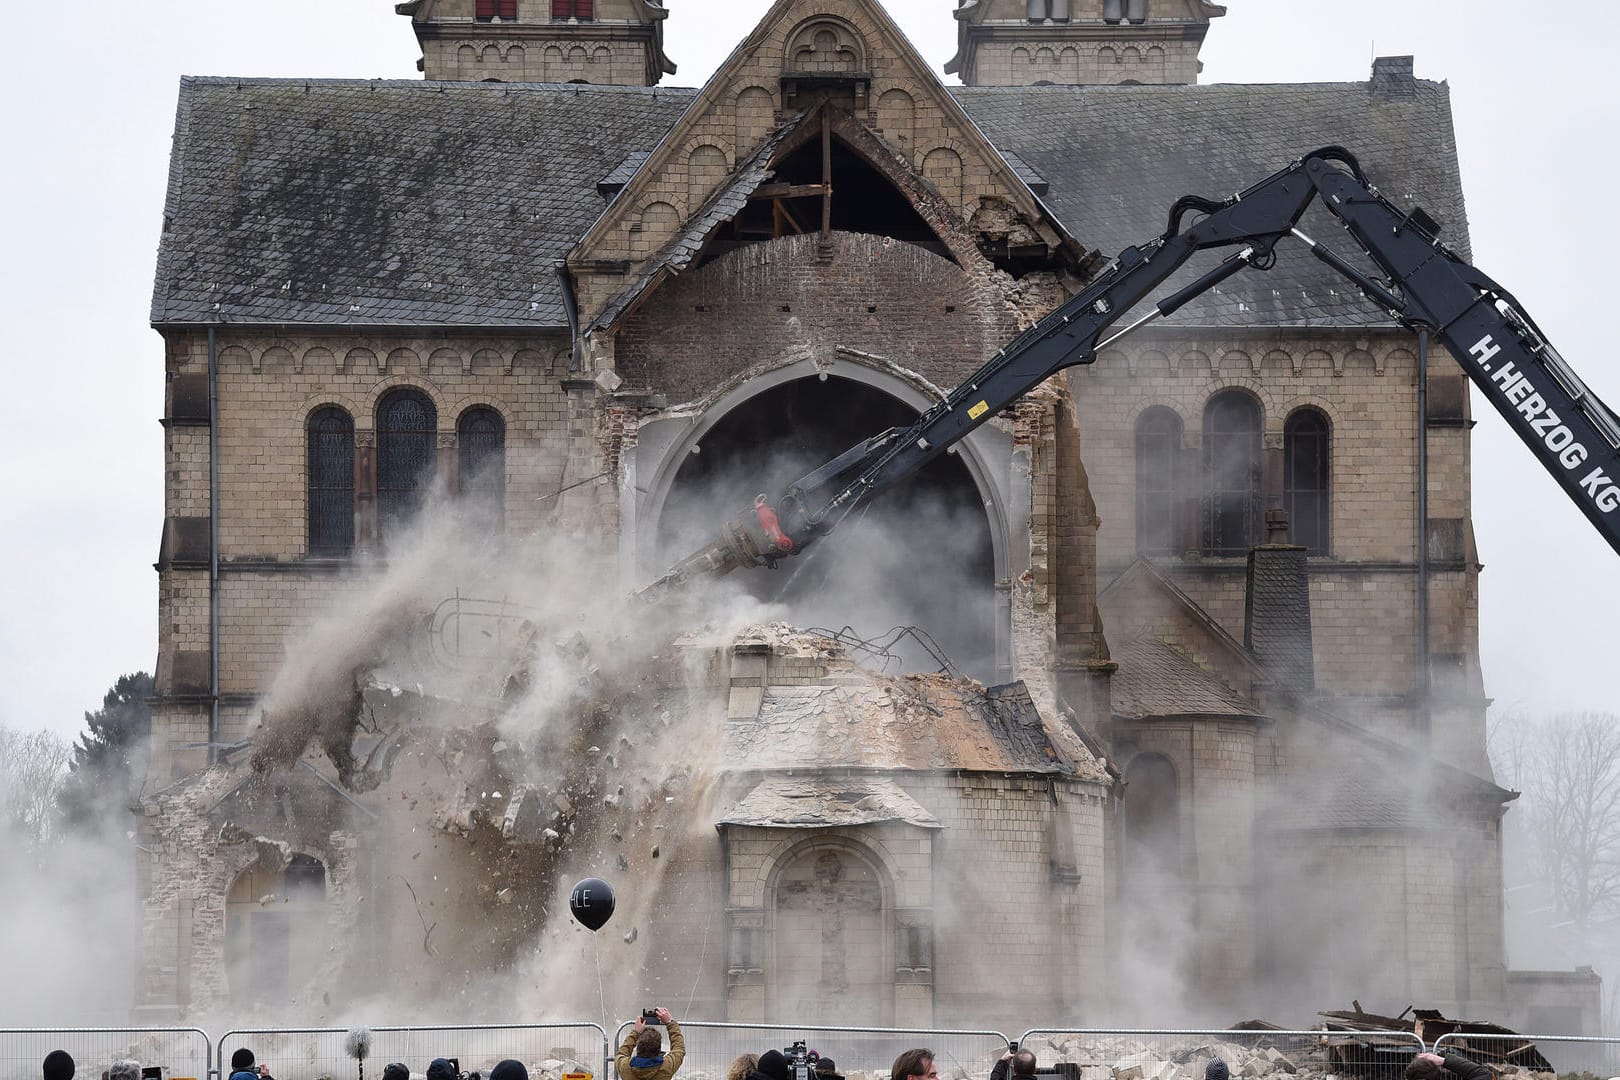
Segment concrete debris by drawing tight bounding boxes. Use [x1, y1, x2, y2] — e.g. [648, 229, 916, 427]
[217, 824, 293, 873]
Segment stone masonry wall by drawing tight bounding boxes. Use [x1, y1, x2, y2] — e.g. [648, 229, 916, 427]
[153, 328, 583, 781]
[615, 233, 1022, 403]
[422, 38, 651, 84]
[1073, 330, 1483, 751]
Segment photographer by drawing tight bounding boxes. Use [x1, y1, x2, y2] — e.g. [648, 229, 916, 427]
[615, 1007, 685, 1080]
[228, 1049, 275, 1080]
[991, 1048, 1037, 1080]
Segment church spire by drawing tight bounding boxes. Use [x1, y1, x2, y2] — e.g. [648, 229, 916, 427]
[396, 0, 676, 85]
[946, 0, 1225, 87]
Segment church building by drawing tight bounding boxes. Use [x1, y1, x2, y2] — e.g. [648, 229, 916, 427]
[137, 0, 1586, 1033]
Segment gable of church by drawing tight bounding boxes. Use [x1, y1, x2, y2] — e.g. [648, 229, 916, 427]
[566, 0, 1087, 329]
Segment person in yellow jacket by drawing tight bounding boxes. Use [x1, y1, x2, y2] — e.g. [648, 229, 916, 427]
[616, 1007, 685, 1080]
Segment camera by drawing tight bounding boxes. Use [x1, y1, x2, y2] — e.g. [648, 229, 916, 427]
[642, 1009, 664, 1025]
[784, 1042, 820, 1080]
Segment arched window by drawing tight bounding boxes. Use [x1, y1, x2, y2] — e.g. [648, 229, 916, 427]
[377, 388, 437, 543]
[306, 407, 354, 556]
[476, 0, 517, 20]
[1135, 407, 1182, 556]
[1285, 408, 1331, 553]
[1102, 0, 1146, 23]
[458, 407, 506, 532]
[1203, 391, 1262, 554]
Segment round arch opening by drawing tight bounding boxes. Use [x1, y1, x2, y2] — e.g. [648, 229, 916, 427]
[656, 375, 996, 680]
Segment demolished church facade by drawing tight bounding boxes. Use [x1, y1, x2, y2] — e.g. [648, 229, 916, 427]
[139, 0, 1587, 1032]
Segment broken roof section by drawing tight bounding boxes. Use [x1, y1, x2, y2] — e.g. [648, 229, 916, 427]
[566, 0, 1086, 329]
[719, 777, 942, 830]
[718, 626, 1107, 781]
[586, 113, 806, 331]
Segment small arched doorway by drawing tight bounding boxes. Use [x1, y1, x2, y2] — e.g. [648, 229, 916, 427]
[655, 375, 998, 680]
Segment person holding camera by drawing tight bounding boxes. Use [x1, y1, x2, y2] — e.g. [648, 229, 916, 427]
[991, 1047, 1037, 1080]
[615, 1007, 685, 1080]
[228, 1049, 275, 1080]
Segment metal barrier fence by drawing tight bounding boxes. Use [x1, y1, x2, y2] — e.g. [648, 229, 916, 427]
[217, 1025, 609, 1080]
[610, 1022, 1012, 1080]
[1016, 1029, 1429, 1080]
[1432, 1031, 1620, 1076]
[0, 1029, 212, 1080]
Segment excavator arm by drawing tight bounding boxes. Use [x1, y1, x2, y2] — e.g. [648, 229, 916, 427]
[640, 146, 1620, 600]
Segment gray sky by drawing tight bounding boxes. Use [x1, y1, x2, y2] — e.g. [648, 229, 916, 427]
[2, 1, 1615, 738]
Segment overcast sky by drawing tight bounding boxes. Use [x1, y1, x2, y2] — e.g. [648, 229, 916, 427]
[2, 1, 1616, 740]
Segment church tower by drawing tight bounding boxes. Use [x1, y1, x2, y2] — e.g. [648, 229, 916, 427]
[397, 0, 676, 85]
[947, 0, 1225, 86]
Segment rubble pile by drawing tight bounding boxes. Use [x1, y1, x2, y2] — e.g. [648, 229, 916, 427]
[1017, 1036, 1327, 1080]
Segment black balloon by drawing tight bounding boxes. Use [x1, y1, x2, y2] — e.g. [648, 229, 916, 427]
[570, 877, 615, 931]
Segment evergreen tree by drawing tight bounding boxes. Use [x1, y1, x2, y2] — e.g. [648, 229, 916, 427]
[58, 672, 153, 831]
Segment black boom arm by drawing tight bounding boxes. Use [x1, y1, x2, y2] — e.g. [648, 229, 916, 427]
[639, 147, 1620, 598]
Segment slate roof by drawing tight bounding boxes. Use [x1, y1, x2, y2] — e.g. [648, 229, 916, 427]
[726, 668, 1106, 780]
[1110, 637, 1261, 721]
[1272, 740, 1513, 831]
[152, 78, 695, 327]
[152, 74, 1469, 330]
[1243, 546, 1316, 691]
[952, 79, 1471, 327]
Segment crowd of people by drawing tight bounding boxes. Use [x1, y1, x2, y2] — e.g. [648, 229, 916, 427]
[34, 1008, 1498, 1080]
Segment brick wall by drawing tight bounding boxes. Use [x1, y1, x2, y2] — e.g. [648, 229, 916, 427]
[421, 37, 653, 84]
[616, 233, 1021, 403]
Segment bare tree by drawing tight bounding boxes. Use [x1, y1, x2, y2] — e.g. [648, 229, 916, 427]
[0, 726, 72, 862]
[1500, 712, 1620, 935]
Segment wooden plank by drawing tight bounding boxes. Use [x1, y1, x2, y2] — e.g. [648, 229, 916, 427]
[750, 183, 827, 200]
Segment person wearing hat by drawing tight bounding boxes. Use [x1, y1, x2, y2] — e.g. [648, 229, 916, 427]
[490, 1062, 528, 1080]
[1204, 1060, 1229, 1080]
[427, 1059, 460, 1080]
[749, 1051, 790, 1080]
[43, 1051, 75, 1080]
[813, 1058, 844, 1080]
[992, 1048, 1037, 1080]
[229, 1050, 274, 1080]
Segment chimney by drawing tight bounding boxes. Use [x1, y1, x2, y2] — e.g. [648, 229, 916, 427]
[1243, 510, 1315, 692]
[1371, 55, 1416, 100]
